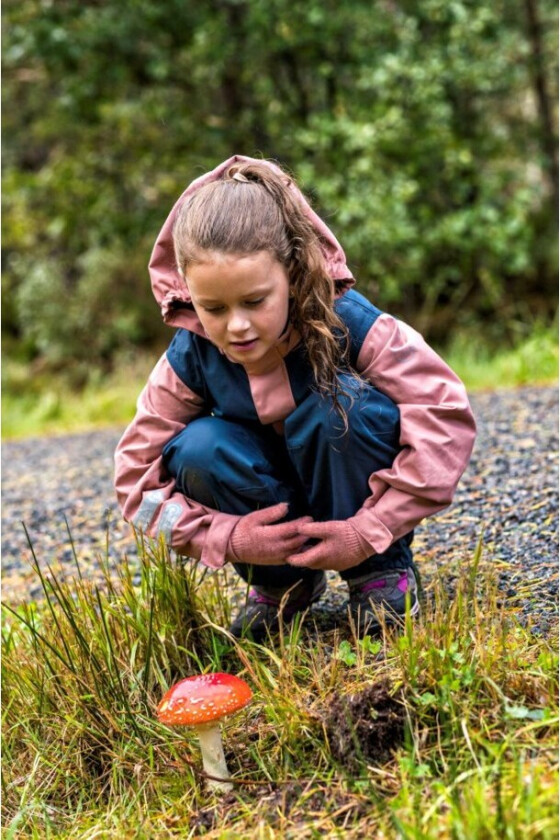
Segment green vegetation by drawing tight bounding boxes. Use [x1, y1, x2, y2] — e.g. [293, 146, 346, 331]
[3, 0, 558, 383]
[3, 4, 557, 834]
[1, 355, 153, 440]
[2, 537, 558, 838]
[2, 326, 557, 440]
[442, 323, 558, 392]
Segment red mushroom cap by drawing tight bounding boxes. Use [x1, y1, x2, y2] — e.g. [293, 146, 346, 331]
[157, 673, 252, 726]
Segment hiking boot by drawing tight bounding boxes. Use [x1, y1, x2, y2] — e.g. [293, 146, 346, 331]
[348, 567, 420, 635]
[229, 571, 328, 640]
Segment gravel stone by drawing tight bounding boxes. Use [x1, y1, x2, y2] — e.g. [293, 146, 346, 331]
[2, 386, 558, 636]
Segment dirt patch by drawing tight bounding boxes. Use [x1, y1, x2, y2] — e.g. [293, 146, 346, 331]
[189, 782, 371, 835]
[322, 680, 405, 773]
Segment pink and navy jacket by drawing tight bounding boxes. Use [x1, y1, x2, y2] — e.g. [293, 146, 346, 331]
[114, 155, 476, 568]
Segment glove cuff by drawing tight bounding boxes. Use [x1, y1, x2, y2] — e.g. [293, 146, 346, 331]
[228, 518, 257, 562]
[345, 522, 374, 563]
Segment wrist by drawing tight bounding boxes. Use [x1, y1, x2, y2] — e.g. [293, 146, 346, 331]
[227, 518, 249, 562]
[345, 522, 374, 563]
[200, 511, 241, 568]
[347, 510, 394, 556]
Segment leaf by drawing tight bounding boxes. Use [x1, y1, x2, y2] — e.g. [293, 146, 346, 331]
[359, 636, 382, 656]
[417, 692, 438, 706]
[335, 640, 357, 666]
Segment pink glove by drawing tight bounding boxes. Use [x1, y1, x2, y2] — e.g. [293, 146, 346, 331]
[286, 520, 372, 572]
[227, 502, 312, 565]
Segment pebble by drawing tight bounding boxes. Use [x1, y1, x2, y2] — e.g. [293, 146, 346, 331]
[2, 386, 558, 636]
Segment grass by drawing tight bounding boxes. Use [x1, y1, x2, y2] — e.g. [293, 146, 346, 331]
[2, 325, 558, 439]
[1, 356, 153, 440]
[441, 324, 558, 393]
[2, 535, 558, 838]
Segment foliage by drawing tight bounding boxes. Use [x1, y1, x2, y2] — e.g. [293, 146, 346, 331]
[2, 0, 558, 375]
[2, 535, 558, 837]
[442, 321, 559, 391]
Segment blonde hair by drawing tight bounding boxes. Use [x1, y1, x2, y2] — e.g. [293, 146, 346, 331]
[173, 160, 353, 424]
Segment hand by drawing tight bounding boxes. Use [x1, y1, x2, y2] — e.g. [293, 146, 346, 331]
[227, 502, 312, 565]
[285, 519, 372, 572]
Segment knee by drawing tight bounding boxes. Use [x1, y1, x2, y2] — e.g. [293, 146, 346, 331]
[162, 417, 228, 477]
[162, 417, 293, 513]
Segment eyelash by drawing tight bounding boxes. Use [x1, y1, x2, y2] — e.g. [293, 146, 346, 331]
[204, 298, 265, 314]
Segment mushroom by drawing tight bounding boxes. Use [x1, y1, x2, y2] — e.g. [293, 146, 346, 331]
[157, 672, 252, 792]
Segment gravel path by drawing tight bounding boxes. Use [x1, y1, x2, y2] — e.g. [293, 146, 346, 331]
[2, 386, 558, 635]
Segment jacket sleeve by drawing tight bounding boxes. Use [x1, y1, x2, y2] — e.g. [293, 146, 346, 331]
[347, 313, 477, 553]
[114, 354, 240, 568]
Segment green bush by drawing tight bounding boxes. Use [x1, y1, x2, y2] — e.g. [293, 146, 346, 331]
[3, 0, 558, 371]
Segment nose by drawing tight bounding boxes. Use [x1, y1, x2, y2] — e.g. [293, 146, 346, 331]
[227, 310, 251, 335]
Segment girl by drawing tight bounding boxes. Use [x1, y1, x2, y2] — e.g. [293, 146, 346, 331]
[114, 155, 476, 640]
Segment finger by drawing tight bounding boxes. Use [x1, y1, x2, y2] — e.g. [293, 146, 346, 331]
[286, 543, 328, 567]
[258, 537, 309, 565]
[285, 554, 325, 570]
[251, 556, 291, 566]
[274, 514, 313, 529]
[251, 502, 289, 526]
[282, 536, 311, 554]
[262, 546, 308, 565]
[297, 521, 332, 539]
[265, 519, 312, 539]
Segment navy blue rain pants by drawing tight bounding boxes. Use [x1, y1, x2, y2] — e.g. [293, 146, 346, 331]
[162, 377, 413, 588]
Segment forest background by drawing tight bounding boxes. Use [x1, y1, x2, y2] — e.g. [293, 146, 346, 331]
[3, 0, 558, 437]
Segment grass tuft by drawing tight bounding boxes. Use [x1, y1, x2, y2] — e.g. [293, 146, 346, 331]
[2, 534, 558, 838]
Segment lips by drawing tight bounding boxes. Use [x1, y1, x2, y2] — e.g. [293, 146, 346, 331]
[230, 338, 258, 351]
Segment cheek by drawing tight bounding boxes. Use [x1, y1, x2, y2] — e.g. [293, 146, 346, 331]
[264, 300, 288, 332]
[194, 309, 221, 338]
[280, 297, 291, 325]
[273, 289, 290, 319]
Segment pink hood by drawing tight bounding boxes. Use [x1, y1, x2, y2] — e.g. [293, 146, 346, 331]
[148, 155, 355, 334]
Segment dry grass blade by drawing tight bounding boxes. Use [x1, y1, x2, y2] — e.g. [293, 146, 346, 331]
[2, 531, 558, 838]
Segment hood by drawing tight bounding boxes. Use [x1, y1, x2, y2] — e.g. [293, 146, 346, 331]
[149, 154, 355, 334]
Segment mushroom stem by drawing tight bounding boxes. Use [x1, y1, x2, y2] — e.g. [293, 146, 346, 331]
[195, 722, 233, 792]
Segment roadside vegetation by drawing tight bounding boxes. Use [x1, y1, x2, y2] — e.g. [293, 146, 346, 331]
[2, 325, 558, 440]
[2, 535, 558, 839]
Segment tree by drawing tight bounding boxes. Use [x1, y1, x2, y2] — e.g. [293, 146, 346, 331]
[3, 0, 557, 375]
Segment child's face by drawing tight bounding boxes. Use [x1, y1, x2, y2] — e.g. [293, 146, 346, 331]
[187, 251, 291, 364]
